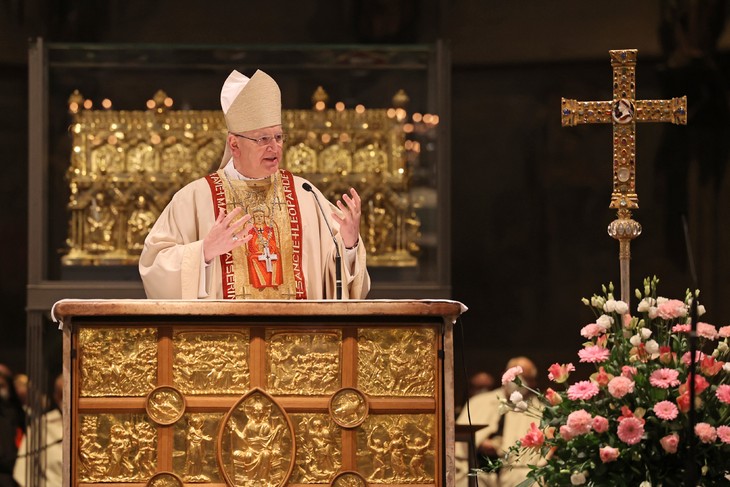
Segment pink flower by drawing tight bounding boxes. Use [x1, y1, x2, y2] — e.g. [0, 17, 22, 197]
[694, 423, 717, 443]
[592, 415, 609, 433]
[621, 365, 637, 378]
[700, 356, 724, 376]
[545, 387, 563, 406]
[520, 422, 545, 448]
[672, 323, 691, 333]
[590, 366, 612, 387]
[653, 400, 679, 421]
[679, 375, 709, 395]
[717, 426, 730, 444]
[607, 376, 635, 399]
[657, 299, 687, 319]
[559, 425, 575, 441]
[578, 345, 610, 363]
[599, 445, 620, 463]
[676, 392, 691, 413]
[580, 323, 604, 339]
[501, 365, 523, 385]
[567, 380, 600, 401]
[681, 350, 707, 366]
[649, 368, 681, 389]
[566, 409, 593, 435]
[617, 416, 644, 445]
[697, 322, 718, 340]
[719, 325, 730, 338]
[716, 384, 730, 404]
[547, 363, 575, 383]
[660, 433, 680, 453]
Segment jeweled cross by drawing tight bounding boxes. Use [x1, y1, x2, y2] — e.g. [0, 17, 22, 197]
[561, 49, 687, 303]
[258, 245, 278, 274]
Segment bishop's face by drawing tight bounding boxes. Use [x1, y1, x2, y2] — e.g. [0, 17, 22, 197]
[228, 124, 284, 179]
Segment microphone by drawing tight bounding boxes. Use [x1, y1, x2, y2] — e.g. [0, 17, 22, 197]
[302, 182, 342, 299]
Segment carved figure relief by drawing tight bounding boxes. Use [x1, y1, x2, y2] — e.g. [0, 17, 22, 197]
[219, 389, 294, 487]
[266, 331, 341, 395]
[173, 330, 250, 395]
[78, 327, 157, 397]
[291, 414, 342, 483]
[357, 328, 435, 397]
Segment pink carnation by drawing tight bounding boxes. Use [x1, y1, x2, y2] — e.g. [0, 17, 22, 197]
[580, 323, 604, 339]
[672, 323, 691, 333]
[653, 400, 679, 421]
[617, 416, 644, 445]
[566, 409, 593, 435]
[697, 322, 718, 340]
[567, 380, 600, 401]
[520, 422, 545, 448]
[599, 445, 620, 463]
[592, 415, 609, 433]
[559, 425, 575, 441]
[660, 433, 680, 453]
[649, 368, 681, 389]
[547, 363, 575, 383]
[717, 425, 730, 444]
[681, 350, 706, 366]
[578, 345, 610, 363]
[717, 384, 730, 404]
[695, 423, 717, 444]
[657, 299, 687, 319]
[621, 365, 637, 378]
[501, 365, 523, 385]
[719, 326, 730, 338]
[607, 376, 635, 399]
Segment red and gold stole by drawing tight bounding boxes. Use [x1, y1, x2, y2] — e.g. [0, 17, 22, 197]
[205, 169, 307, 300]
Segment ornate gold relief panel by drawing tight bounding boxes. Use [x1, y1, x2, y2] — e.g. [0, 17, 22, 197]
[357, 327, 436, 397]
[63, 88, 424, 268]
[218, 389, 295, 487]
[290, 413, 343, 483]
[173, 330, 250, 395]
[356, 414, 435, 484]
[173, 412, 224, 483]
[266, 329, 342, 395]
[78, 413, 157, 483]
[78, 327, 157, 397]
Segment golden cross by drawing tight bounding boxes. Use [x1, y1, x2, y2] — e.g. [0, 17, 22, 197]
[561, 49, 687, 303]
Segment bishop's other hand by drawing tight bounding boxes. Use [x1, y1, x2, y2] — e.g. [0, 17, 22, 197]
[332, 187, 361, 249]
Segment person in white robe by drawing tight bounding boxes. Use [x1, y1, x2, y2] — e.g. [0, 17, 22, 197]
[455, 357, 542, 487]
[139, 69, 370, 300]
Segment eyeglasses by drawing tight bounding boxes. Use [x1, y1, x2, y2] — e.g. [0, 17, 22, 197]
[230, 132, 288, 146]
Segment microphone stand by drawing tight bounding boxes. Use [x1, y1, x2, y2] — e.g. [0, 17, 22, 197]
[303, 183, 342, 299]
[682, 216, 699, 486]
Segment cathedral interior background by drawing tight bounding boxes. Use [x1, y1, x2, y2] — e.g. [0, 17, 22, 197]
[2, 0, 730, 407]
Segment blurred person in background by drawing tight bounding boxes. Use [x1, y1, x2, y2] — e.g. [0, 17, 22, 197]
[0, 367, 25, 487]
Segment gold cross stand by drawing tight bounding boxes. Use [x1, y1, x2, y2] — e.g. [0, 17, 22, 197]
[561, 49, 687, 304]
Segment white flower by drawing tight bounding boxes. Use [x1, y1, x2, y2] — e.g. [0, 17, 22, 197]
[724, 362, 730, 373]
[656, 296, 668, 305]
[630, 334, 642, 346]
[591, 296, 606, 308]
[570, 472, 587, 485]
[604, 299, 617, 313]
[718, 341, 728, 353]
[615, 300, 629, 315]
[515, 400, 528, 411]
[509, 391, 524, 404]
[645, 339, 659, 354]
[637, 297, 655, 312]
[639, 482, 652, 487]
[698, 304, 706, 316]
[640, 328, 652, 339]
[648, 306, 658, 319]
[596, 314, 614, 331]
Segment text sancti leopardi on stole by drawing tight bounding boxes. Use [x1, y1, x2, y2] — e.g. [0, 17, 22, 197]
[206, 169, 307, 300]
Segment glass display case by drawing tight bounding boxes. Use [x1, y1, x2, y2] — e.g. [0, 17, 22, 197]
[27, 39, 451, 309]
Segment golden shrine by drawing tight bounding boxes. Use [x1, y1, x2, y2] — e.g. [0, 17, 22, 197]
[62, 86, 433, 268]
[53, 299, 464, 486]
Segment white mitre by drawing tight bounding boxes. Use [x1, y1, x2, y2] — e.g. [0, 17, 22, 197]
[219, 69, 282, 168]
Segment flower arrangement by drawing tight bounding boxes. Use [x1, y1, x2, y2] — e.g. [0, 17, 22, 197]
[488, 277, 730, 486]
